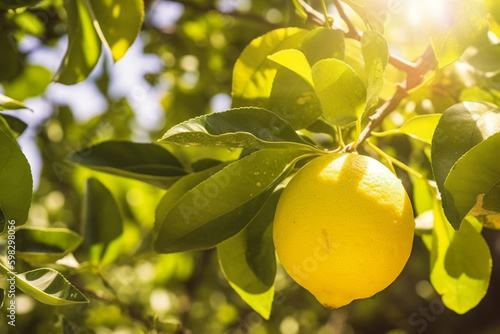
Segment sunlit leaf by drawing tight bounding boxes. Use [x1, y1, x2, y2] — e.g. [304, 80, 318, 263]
[268, 28, 345, 129]
[431, 102, 500, 229]
[0, 94, 30, 111]
[232, 27, 308, 108]
[160, 107, 316, 151]
[84, 0, 144, 61]
[3, 65, 52, 101]
[429, 0, 489, 68]
[154, 149, 316, 253]
[430, 206, 491, 314]
[54, 0, 101, 84]
[68, 141, 187, 189]
[361, 31, 389, 112]
[375, 114, 442, 144]
[16, 227, 83, 264]
[0, 129, 32, 232]
[312, 59, 366, 126]
[218, 189, 282, 319]
[444, 132, 500, 229]
[83, 178, 123, 264]
[268, 49, 313, 87]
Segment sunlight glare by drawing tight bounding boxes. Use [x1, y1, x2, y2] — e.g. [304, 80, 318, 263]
[404, 0, 452, 28]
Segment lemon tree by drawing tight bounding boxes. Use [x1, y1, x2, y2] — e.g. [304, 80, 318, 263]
[1, 0, 500, 332]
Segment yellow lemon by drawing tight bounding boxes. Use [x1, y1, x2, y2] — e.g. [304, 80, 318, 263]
[273, 153, 414, 308]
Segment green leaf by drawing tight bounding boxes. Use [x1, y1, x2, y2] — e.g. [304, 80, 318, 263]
[429, 0, 489, 68]
[431, 102, 500, 229]
[232, 27, 309, 108]
[160, 107, 316, 152]
[0, 115, 27, 138]
[218, 189, 281, 319]
[361, 31, 389, 112]
[68, 141, 187, 189]
[2, 65, 52, 101]
[268, 28, 345, 129]
[0, 264, 89, 306]
[154, 149, 316, 253]
[0, 129, 32, 232]
[430, 205, 491, 314]
[375, 114, 442, 144]
[0, 288, 4, 308]
[84, 0, 144, 61]
[54, 0, 101, 84]
[0, 28, 22, 81]
[312, 59, 366, 126]
[268, 49, 313, 87]
[0, 0, 42, 9]
[0, 94, 30, 111]
[83, 178, 123, 264]
[16, 227, 83, 265]
[444, 132, 500, 229]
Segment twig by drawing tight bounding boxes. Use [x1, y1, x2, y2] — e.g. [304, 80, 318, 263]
[332, 0, 360, 39]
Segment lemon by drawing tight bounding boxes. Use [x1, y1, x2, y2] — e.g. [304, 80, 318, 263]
[273, 153, 414, 308]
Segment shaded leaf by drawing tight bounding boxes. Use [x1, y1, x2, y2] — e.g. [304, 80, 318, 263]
[16, 227, 83, 264]
[0, 0, 42, 9]
[430, 205, 491, 314]
[218, 189, 282, 319]
[68, 141, 187, 189]
[54, 0, 101, 84]
[160, 107, 317, 151]
[83, 178, 122, 263]
[429, 0, 489, 68]
[154, 149, 316, 253]
[0, 29, 22, 81]
[312, 59, 366, 126]
[0, 129, 32, 232]
[431, 102, 500, 229]
[85, 0, 144, 61]
[444, 132, 500, 229]
[0, 115, 27, 138]
[361, 31, 389, 112]
[232, 27, 308, 108]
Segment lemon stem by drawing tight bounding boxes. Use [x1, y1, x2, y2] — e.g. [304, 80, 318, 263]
[366, 140, 396, 174]
[336, 125, 345, 149]
[351, 120, 361, 150]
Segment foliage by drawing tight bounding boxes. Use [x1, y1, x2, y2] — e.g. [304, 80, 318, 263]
[0, 0, 500, 333]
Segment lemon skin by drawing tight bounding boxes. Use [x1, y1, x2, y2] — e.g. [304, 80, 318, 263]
[273, 153, 415, 308]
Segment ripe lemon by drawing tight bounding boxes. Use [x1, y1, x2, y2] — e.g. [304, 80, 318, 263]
[273, 153, 414, 308]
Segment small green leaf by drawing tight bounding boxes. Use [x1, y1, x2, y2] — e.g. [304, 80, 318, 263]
[0, 94, 30, 111]
[430, 205, 491, 314]
[68, 141, 187, 189]
[84, 0, 144, 61]
[54, 0, 101, 84]
[154, 149, 315, 253]
[160, 107, 316, 151]
[375, 114, 442, 144]
[361, 31, 389, 112]
[300, 28, 345, 65]
[0, 27, 21, 81]
[16, 227, 83, 265]
[444, 132, 500, 228]
[3, 65, 52, 101]
[268, 49, 313, 87]
[312, 59, 366, 126]
[431, 102, 500, 229]
[232, 28, 309, 108]
[83, 178, 123, 264]
[0, 115, 27, 138]
[429, 0, 489, 68]
[218, 189, 282, 319]
[0, 129, 32, 232]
